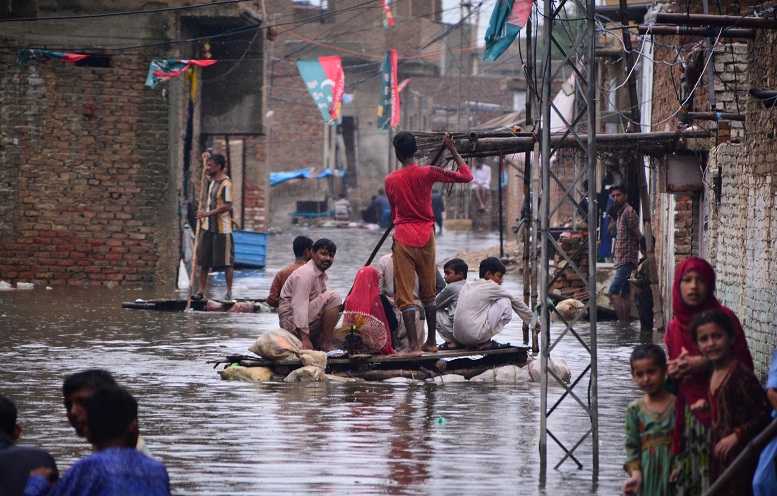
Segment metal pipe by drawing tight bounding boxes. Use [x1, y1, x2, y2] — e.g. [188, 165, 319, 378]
[655, 12, 777, 29]
[638, 25, 755, 39]
[687, 111, 744, 121]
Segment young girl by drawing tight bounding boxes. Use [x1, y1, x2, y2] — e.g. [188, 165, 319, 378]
[690, 310, 771, 494]
[624, 344, 675, 496]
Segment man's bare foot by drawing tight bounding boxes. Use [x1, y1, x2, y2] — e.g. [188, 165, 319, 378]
[396, 348, 423, 357]
[421, 343, 438, 353]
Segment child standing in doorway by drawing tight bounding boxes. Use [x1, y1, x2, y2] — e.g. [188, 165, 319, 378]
[689, 309, 771, 494]
[623, 344, 675, 496]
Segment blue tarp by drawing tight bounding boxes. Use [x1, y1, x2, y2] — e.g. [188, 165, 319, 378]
[269, 168, 343, 187]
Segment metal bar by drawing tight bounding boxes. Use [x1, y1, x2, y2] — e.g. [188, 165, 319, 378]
[499, 154, 504, 257]
[638, 25, 755, 39]
[655, 12, 777, 29]
[687, 111, 744, 121]
[547, 429, 584, 469]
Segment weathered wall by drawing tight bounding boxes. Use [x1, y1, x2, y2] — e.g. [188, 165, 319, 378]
[650, 0, 777, 377]
[0, 50, 177, 286]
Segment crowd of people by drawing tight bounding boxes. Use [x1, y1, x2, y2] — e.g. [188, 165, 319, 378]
[1, 369, 170, 495]
[622, 257, 777, 496]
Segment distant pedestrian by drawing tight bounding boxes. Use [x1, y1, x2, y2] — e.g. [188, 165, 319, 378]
[361, 196, 378, 224]
[373, 189, 391, 229]
[598, 164, 624, 261]
[0, 394, 58, 496]
[194, 151, 235, 301]
[471, 163, 492, 211]
[608, 185, 640, 324]
[334, 193, 352, 221]
[431, 189, 445, 234]
[622, 344, 674, 496]
[629, 237, 653, 332]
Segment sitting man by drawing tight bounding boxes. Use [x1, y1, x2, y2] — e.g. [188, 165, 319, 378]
[25, 386, 170, 496]
[266, 236, 313, 308]
[452, 257, 536, 349]
[435, 258, 468, 349]
[278, 238, 342, 351]
[0, 394, 58, 496]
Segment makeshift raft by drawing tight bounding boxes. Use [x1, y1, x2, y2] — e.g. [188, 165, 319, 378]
[209, 345, 530, 381]
[121, 298, 270, 313]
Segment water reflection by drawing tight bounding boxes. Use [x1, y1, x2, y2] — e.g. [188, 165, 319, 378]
[0, 228, 657, 494]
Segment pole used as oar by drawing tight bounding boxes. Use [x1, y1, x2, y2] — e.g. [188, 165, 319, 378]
[186, 152, 210, 311]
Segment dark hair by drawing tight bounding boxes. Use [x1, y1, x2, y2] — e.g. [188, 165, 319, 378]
[444, 258, 468, 278]
[610, 184, 626, 195]
[63, 369, 117, 398]
[0, 394, 17, 437]
[377, 188, 385, 196]
[84, 386, 138, 444]
[479, 257, 506, 278]
[630, 344, 667, 370]
[606, 204, 620, 218]
[292, 236, 314, 258]
[312, 238, 337, 255]
[210, 154, 226, 169]
[691, 309, 735, 344]
[392, 131, 417, 161]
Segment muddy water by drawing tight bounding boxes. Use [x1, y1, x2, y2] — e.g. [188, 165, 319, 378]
[0, 228, 660, 495]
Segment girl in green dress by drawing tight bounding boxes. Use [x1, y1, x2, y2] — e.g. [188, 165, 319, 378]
[624, 344, 675, 496]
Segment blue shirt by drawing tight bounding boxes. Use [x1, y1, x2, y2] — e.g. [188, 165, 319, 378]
[25, 447, 169, 496]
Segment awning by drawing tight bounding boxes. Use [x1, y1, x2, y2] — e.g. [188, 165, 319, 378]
[269, 167, 344, 187]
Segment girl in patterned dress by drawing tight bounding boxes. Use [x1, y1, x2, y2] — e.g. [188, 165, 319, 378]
[624, 344, 675, 496]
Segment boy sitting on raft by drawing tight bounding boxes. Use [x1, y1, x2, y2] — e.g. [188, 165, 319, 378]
[435, 258, 468, 350]
[451, 257, 537, 350]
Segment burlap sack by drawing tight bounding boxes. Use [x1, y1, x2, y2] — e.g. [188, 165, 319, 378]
[248, 329, 302, 360]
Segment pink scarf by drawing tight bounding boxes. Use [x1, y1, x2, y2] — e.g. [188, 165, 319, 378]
[344, 267, 395, 355]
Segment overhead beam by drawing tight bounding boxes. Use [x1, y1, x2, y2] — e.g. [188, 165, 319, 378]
[655, 12, 777, 30]
[638, 25, 755, 39]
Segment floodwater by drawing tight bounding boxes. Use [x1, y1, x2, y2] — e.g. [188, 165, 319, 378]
[0, 227, 661, 495]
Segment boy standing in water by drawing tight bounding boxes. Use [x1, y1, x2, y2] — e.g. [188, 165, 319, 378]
[384, 132, 472, 356]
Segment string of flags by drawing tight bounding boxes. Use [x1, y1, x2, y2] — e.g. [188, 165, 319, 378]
[381, 0, 395, 29]
[17, 49, 88, 67]
[483, 0, 533, 61]
[145, 59, 218, 89]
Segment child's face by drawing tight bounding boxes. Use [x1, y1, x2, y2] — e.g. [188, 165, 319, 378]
[630, 358, 666, 396]
[484, 271, 504, 285]
[679, 270, 710, 308]
[443, 268, 464, 284]
[695, 322, 733, 364]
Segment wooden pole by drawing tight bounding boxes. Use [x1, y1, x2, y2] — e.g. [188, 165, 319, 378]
[187, 153, 209, 311]
[620, 0, 665, 332]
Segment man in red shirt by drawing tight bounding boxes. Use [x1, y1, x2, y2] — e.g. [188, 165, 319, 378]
[385, 132, 472, 356]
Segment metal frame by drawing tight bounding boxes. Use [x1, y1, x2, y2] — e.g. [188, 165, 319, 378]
[538, 0, 599, 477]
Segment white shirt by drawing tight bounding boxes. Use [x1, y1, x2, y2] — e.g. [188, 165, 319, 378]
[452, 278, 533, 346]
[471, 165, 491, 190]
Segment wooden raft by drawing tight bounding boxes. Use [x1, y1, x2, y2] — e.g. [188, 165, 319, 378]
[121, 298, 268, 312]
[210, 345, 530, 381]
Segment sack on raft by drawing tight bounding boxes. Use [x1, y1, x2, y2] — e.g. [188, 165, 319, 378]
[248, 329, 303, 360]
[218, 365, 273, 382]
[283, 365, 326, 382]
[470, 365, 532, 383]
[227, 301, 255, 313]
[528, 357, 571, 383]
[299, 350, 327, 368]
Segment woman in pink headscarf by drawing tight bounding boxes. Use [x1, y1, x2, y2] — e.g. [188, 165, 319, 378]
[665, 257, 752, 495]
[343, 266, 395, 355]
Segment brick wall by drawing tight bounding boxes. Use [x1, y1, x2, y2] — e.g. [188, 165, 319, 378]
[649, 1, 777, 377]
[0, 52, 176, 287]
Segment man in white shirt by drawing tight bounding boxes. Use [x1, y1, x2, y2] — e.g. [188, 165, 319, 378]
[471, 163, 492, 211]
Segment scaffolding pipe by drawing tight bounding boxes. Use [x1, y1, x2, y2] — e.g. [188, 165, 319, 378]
[655, 12, 777, 29]
[638, 25, 755, 39]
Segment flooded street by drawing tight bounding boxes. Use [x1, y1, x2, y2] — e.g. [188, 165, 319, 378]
[0, 228, 659, 495]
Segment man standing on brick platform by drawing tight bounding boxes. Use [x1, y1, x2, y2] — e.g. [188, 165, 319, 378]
[384, 132, 472, 356]
[608, 184, 641, 324]
[193, 151, 235, 301]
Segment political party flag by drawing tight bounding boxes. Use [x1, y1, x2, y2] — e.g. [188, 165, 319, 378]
[483, 0, 532, 61]
[397, 78, 411, 92]
[296, 56, 345, 125]
[378, 49, 400, 130]
[382, 0, 395, 29]
[17, 49, 88, 67]
[145, 59, 217, 88]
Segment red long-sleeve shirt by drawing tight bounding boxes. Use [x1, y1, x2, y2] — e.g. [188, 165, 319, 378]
[385, 164, 472, 247]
